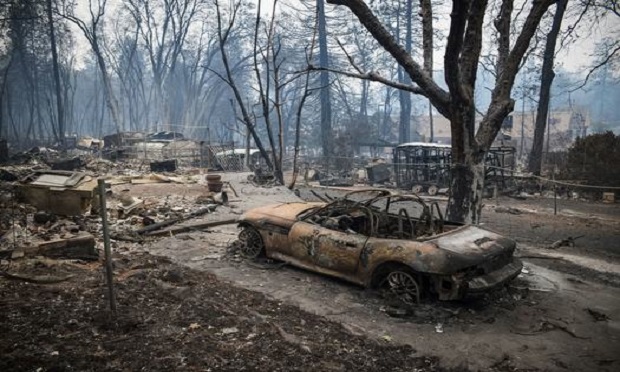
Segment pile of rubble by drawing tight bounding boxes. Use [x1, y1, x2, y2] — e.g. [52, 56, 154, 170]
[0, 154, 235, 266]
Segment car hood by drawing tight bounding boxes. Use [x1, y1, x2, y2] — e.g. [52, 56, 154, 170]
[427, 225, 516, 259]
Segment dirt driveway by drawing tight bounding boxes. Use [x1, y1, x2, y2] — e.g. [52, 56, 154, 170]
[125, 173, 620, 371]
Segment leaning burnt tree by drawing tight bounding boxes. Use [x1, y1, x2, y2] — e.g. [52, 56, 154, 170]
[528, 0, 568, 175]
[326, 0, 556, 224]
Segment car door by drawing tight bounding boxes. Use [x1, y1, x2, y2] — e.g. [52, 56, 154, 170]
[286, 220, 368, 275]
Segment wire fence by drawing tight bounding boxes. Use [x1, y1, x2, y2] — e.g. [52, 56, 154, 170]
[294, 155, 618, 200]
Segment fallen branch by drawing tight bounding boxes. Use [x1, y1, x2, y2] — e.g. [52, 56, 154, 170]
[224, 181, 239, 197]
[548, 235, 585, 249]
[146, 219, 237, 237]
[135, 205, 218, 235]
[272, 323, 312, 353]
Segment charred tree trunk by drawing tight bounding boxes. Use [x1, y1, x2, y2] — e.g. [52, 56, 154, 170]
[0, 55, 13, 140]
[397, 0, 412, 143]
[94, 45, 123, 137]
[47, 0, 64, 150]
[289, 73, 312, 189]
[398, 87, 411, 143]
[272, 40, 285, 185]
[317, 0, 332, 158]
[446, 102, 485, 224]
[360, 79, 368, 117]
[448, 162, 485, 224]
[528, 0, 568, 175]
[420, 0, 433, 141]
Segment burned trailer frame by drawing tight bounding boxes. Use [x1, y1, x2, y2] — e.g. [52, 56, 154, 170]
[484, 145, 516, 190]
[393, 143, 452, 195]
[393, 142, 516, 194]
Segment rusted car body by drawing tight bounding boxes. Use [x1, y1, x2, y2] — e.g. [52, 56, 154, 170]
[237, 189, 522, 303]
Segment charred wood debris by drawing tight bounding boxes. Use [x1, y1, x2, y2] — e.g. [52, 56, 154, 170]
[0, 148, 235, 273]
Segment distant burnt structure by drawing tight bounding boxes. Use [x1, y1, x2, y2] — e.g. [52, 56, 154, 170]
[393, 142, 515, 195]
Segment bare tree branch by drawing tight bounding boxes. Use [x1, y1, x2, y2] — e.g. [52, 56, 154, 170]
[327, 0, 450, 114]
[570, 43, 620, 91]
[304, 65, 425, 95]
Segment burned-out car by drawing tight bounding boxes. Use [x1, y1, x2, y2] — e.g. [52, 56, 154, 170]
[237, 189, 522, 304]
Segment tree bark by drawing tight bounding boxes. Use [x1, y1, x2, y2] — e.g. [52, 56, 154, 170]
[93, 42, 123, 136]
[420, 0, 433, 142]
[317, 0, 333, 158]
[289, 73, 312, 189]
[398, 0, 412, 144]
[0, 54, 13, 140]
[528, 0, 568, 175]
[419, 0, 433, 74]
[447, 162, 485, 224]
[47, 0, 64, 150]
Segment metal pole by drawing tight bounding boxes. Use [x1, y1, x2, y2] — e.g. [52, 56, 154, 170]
[97, 179, 117, 314]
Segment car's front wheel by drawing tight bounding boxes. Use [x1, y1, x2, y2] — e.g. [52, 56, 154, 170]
[238, 226, 265, 259]
[376, 266, 423, 305]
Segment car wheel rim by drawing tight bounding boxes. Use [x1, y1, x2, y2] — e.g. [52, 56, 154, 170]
[239, 227, 263, 258]
[384, 270, 420, 305]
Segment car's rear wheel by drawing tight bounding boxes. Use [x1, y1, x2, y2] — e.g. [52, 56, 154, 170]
[238, 226, 264, 259]
[378, 267, 422, 305]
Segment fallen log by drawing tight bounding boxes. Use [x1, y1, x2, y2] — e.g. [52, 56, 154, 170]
[146, 218, 237, 237]
[135, 204, 218, 235]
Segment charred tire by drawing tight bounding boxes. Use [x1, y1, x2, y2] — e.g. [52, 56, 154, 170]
[372, 264, 425, 305]
[238, 225, 265, 259]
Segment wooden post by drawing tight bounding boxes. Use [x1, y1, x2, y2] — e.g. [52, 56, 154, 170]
[97, 179, 117, 314]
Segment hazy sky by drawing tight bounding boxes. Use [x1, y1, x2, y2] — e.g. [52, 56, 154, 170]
[73, 0, 617, 75]
[558, 12, 619, 72]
